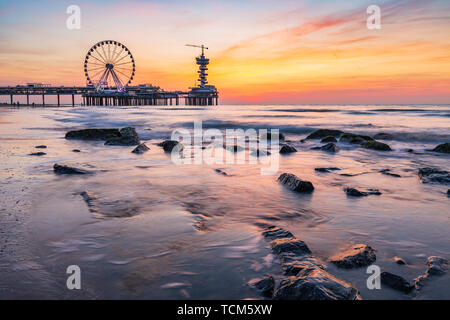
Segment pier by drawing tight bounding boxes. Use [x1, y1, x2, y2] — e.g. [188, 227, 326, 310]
[0, 84, 184, 107]
[0, 40, 219, 107]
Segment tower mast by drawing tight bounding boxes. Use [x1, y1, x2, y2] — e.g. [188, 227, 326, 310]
[185, 44, 209, 88]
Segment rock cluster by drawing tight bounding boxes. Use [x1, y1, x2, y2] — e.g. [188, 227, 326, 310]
[305, 129, 392, 152]
[65, 127, 140, 146]
[258, 226, 360, 300]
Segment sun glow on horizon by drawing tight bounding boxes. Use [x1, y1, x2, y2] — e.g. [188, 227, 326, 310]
[1, 0, 449, 104]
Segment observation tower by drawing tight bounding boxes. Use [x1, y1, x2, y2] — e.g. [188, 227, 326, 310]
[185, 44, 218, 106]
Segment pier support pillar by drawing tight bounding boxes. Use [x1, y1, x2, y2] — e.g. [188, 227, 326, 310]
[26, 95, 29, 105]
[42, 95, 45, 106]
[57, 95, 60, 107]
[10, 95, 13, 105]
[72, 94, 75, 107]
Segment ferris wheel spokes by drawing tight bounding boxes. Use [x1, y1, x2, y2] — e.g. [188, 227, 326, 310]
[84, 40, 135, 92]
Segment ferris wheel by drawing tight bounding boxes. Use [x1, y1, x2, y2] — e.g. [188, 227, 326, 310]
[84, 40, 135, 92]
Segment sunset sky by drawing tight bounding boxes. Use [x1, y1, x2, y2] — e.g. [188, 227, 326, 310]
[1, 0, 449, 104]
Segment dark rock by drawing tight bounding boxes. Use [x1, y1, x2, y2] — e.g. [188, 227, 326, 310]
[432, 142, 450, 154]
[132, 143, 150, 154]
[35, 145, 47, 149]
[65, 128, 120, 141]
[262, 226, 294, 240]
[366, 189, 382, 195]
[279, 144, 297, 154]
[305, 129, 343, 140]
[278, 173, 314, 193]
[344, 188, 366, 197]
[282, 258, 323, 276]
[105, 127, 140, 146]
[248, 275, 275, 298]
[72, 149, 81, 153]
[414, 256, 448, 289]
[80, 191, 98, 213]
[29, 152, 46, 156]
[418, 167, 450, 185]
[380, 169, 401, 178]
[53, 163, 90, 175]
[320, 143, 339, 153]
[330, 244, 376, 268]
[214, 169, 228, 176]
[271, 238, 312, 257]
[120, 127, 139, 140]
[273, 268, 360, 300]
[394, 256, 407, 265]
[315, 167, 341, 173]
[360, 140, 392, 151]
[406, 149, 414, 153]
[426, 256, 448, 276]
[340, 133, 374, 144]
[321, 136, 337, 143]
[261, 131, 285, 141]
[374, 133, 394, 140]
[158, 140, 184, 153]
[381, 272, 414, 293]
[447, 189, 450, 197]
[105, 136, 140, 146]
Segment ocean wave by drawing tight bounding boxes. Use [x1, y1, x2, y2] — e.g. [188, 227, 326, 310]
[266, 108, 340, 113]
[171, 120, 313, 134]
[370, 108, 450, 113]
[372, 131, 450, 143]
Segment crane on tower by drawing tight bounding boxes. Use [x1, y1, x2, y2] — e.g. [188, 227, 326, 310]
[185, 44, 208, 55]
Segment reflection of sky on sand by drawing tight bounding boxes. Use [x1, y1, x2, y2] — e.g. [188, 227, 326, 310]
[0, 104, 449, 299]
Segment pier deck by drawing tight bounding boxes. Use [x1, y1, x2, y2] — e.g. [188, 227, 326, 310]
[0, 85, 215, 107]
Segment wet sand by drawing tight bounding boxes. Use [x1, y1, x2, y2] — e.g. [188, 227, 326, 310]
[0, 105, 449, 299]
